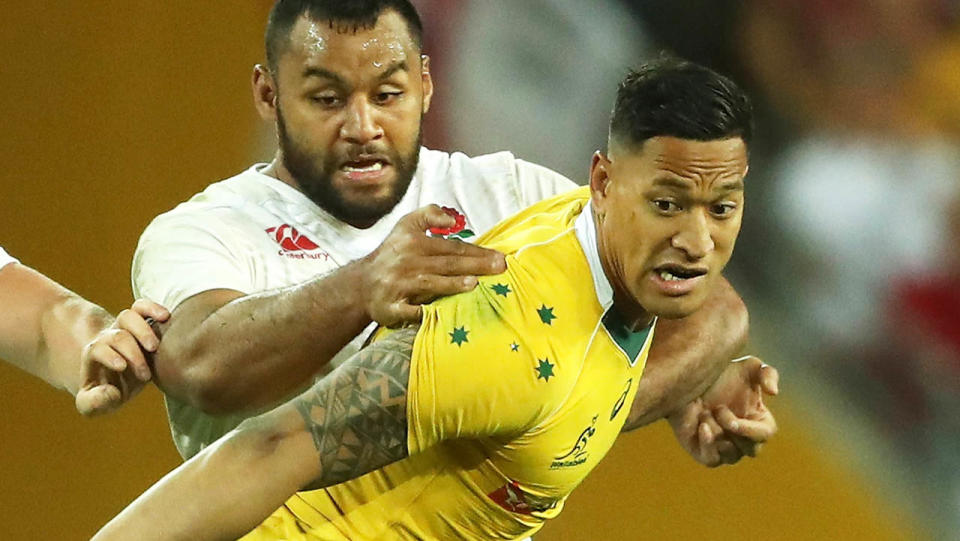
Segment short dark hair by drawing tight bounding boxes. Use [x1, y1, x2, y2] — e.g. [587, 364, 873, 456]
[610, 57, 754, 151]
[265, 0, 424, 72]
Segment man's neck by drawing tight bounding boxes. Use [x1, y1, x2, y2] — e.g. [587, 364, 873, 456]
[610, 294, 655, 333]
[260, 155, 300, 191]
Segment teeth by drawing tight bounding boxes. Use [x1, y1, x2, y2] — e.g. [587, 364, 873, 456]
[343, 162, 383, 173]
[659, 270, 683, 282]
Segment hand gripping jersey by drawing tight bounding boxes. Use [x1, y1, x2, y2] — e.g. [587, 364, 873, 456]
[0, 246, 17, 270]
[244, 186, 656, 540]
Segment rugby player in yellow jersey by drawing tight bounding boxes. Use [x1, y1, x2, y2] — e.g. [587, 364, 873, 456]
[94, 58, 775, 540]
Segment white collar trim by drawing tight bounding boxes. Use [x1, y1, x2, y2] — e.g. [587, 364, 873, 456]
[574, 200, 615, 310]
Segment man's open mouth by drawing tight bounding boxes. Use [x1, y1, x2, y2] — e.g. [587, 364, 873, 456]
[342, 159, 386, 173]
[654, 264, 707, 282]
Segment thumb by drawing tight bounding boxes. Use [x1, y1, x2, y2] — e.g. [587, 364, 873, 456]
[734, 356, 765, 386]
[407, 205, 455, 231]
[75, 385, 122, 416]
[760, 363, 780, 396]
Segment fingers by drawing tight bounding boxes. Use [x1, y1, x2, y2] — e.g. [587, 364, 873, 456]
[697, 410, 723, 467]
[412, 238, 505, 280]
[108, 330, 153, 382]
[83, 341, 127, 373]
[700, 409, 746, 466]
[381, 304, 423, 328]
[85, 328, 151, 382]
[115, 309, 161, 353]
[715, 437, 742, 465]
[401, 207, 506, 274]
[670, 399, 704, 439]
[715, 406, 777, 443]
[129, 298, 171, 323]
[739, 356, 780, 396]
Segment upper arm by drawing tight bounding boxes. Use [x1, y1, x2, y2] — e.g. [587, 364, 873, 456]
[132, 214, 254, 311]
[133, 214, 255, 394]
[245, 326, 416, 490]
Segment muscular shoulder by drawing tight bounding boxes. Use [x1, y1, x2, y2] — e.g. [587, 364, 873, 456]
[414, 149, 578, 232]
[137, 165, 304, 252]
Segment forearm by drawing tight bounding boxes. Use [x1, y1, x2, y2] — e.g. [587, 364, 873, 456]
[42, 296, 112, 394]
[0, 264, 110, 393]
[622, 277, 748, 431]
[95, 329, 416, 540]
[92, 424, 315, 541]
[154, 260, 372, 414]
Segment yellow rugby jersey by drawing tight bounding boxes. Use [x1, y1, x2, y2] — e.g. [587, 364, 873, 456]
[243, 186, 656, 540]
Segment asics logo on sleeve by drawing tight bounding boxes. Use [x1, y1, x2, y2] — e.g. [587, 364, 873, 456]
[266, 225, 330, 260]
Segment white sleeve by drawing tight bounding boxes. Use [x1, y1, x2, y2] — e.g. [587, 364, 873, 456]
[132, 215, 255, 311]
[0, 246, 17, 270]
[513, 159, 579, 207]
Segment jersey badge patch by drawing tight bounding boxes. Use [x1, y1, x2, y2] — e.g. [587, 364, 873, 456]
[427, 207, 475, 240]
[487, 480, 558, 515]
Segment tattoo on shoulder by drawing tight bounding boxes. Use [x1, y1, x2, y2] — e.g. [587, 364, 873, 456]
[294, 327, 416, 489]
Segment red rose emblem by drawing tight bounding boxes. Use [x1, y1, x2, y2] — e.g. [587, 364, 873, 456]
[428, 207, 468, 236]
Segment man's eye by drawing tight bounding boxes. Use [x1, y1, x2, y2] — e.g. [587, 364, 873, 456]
[653, 200, 680, 213]
[374, 91, 402, 104]
[311, 96, 341, 107]
[711, 203, 737, 217]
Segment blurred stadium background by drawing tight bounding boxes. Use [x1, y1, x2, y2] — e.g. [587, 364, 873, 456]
[1, 1, 957, 539]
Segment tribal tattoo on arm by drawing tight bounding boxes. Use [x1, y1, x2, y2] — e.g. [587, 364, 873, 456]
[295, 326, 417, 490]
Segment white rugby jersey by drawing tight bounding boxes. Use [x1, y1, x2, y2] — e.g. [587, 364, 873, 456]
[133, 147, 577, 459]
[0, 246, 17, 270]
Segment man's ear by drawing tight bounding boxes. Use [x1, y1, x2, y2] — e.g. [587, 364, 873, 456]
[590, 151, 612, 206]
[252, 64, 278, 121]
[420, 54, 434, 114]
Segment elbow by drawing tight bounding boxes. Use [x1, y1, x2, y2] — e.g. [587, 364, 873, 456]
[152, 342, 243, 416]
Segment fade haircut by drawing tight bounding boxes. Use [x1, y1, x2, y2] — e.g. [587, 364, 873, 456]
[609, 57, 754, 152]
[265, 0, 424, 72]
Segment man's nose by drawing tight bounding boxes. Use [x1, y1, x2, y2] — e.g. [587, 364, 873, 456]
[670, 210, 714, 260]
[340, 98, 384, 144]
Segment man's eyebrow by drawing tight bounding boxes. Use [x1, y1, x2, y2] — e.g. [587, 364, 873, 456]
[302, 66, 347, 86]
[376, 60, 409, 81]
[301, 60, 409, 86]
[716, 178, 745, 192]
[652, 176, 692, 190]
[652, 175, 744, 192]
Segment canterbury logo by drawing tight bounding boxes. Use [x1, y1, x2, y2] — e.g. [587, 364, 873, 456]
[266, 224, 320, 251]
[266, 225, 330, 260]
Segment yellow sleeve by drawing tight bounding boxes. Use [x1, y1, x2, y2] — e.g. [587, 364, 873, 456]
[405, 276, 558, 454]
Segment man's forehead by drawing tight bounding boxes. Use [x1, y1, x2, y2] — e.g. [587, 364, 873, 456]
[615, 136, 747, 170]
[287, 12, 417, 64]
